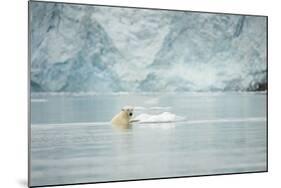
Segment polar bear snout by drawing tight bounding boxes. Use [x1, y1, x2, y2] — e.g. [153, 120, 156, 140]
[129, 112, 133, 116]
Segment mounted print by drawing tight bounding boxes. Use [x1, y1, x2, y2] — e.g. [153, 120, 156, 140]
[28, 1, 268, 187]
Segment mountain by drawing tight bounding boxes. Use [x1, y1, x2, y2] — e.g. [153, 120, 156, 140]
[30, 2, 267, 92]
[30, 2, 122, 92]
[139, 13, 267, 91]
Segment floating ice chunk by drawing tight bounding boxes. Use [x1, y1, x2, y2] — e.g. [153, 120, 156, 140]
[134, 112, 185, 123]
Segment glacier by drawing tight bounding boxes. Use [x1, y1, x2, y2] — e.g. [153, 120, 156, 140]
[30, 2, 267, 92]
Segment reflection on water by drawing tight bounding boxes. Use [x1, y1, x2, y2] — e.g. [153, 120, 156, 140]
[30, 93, 267, 186]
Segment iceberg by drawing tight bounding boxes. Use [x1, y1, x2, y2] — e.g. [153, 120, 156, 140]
[135, 112, 185, 123]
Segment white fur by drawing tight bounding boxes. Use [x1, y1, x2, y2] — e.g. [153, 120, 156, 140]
[111, 106, 134, 128]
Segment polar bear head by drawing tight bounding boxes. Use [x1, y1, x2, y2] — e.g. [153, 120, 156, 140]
[121, 105, 134, 119]
[111, 105, 135, 128]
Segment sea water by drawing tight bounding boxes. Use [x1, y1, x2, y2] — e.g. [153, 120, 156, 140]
[30, 92, 267, 186]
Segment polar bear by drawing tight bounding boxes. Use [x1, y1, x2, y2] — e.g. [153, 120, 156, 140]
[111, 106, 136, 129]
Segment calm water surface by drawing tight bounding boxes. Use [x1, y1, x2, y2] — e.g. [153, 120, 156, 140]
[30, 93, 267, 186]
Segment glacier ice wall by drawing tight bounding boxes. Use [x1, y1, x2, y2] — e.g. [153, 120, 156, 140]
[30, 2, 267, 92]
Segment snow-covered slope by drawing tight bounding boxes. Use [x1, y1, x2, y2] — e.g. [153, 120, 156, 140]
[30, 2, 267, 92]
